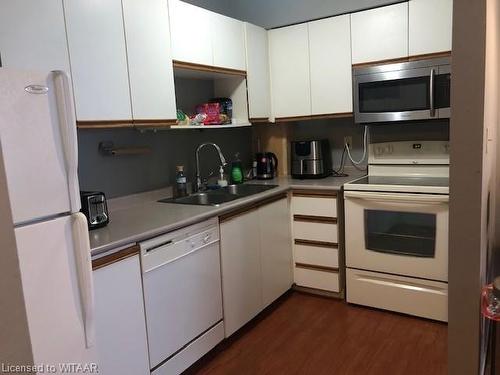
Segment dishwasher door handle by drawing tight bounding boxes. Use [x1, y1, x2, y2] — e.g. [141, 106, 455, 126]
[142, 238, 219, 273]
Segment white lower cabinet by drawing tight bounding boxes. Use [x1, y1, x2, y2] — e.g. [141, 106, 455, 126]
[93, 253, 149, 375]
[259, 198, 293, 308]
[220, 195, 293, 337]
[220, 208, 263, 337]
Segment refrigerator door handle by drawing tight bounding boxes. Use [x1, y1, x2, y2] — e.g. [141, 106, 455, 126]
[72, 212, 95, 348]
[52, 70, 81, 213]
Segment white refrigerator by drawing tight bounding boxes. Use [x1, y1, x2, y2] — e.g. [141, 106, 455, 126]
[0, 69, 95, 371]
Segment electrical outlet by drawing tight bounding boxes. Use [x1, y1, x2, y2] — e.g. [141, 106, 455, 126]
[344, 136, 353, 148]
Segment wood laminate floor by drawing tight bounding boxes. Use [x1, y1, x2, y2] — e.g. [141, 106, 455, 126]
[188, 291, 447, 375]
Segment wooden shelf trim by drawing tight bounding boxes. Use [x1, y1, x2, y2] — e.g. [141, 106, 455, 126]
[352, 51, 452, 68]
[293, 214, 337, 224]
[249, 117, 270, 123]
[295, 262, 339, 273]
[275, 112, 353, 123]
[92, 244, 140, 270]
[219, 193, 287, 223]
[292, 190, 337, 198]
[77, 119, 178, 129]
[173, 60, 247, 77]
[294, 239, 338, 249]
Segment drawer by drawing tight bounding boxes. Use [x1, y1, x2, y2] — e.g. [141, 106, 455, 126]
[294, 242, 338, 268]
[292, 195, 337, 217]
[346, 268, 448, 322]
[294, 266, 339, 292]
[293, 221, 338, 243]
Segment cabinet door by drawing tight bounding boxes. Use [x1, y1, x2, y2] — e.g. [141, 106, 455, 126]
[220, 209, 262, 337]
[64, 0, 132, 121]
[269, 24, 311, 118]
[308, 15, 352, 115]
[409, 0, 453, 56]
[122, 0, 177, 122]
[169, 0, 213, 66]
[351, 3, 409, 64]
[259, 198, 293, 307]
[244, 23, 271, 120]
[94, 254, 149, 375]
[212, 13, 246, 70]
[0, 0, 70, 73]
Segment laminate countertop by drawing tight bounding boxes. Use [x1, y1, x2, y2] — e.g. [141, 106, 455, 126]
[89, 170, 366, 256]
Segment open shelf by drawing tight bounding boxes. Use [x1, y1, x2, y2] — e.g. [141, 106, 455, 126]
[173, 61, 250, 128]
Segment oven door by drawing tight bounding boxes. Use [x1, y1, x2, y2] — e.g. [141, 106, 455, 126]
[353, 65, 451, 123]
[344, 191, 449, 281]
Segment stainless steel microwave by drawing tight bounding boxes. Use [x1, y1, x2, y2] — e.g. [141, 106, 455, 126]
[353, 57, 451, 124]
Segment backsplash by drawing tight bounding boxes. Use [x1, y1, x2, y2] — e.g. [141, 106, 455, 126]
[78, 118, 449, 199]
[291, 117, 450, 171]
[78, 128, 252, 198]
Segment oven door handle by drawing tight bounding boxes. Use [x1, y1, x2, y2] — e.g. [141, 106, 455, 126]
[344, 191, 448, 204]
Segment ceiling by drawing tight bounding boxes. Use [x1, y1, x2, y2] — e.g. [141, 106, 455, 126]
[181, 0, 403, 29]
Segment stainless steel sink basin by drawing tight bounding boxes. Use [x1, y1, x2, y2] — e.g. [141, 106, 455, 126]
[158, 184, 279, 206]
[221, 184, 278, 197]
[158, 191, 239, 206]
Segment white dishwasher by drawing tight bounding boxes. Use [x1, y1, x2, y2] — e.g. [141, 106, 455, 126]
[140, 218, 224, 375]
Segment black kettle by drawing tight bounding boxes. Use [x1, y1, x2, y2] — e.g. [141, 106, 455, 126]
[255, 152, 278, 180]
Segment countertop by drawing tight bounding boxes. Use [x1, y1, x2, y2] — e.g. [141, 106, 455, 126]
[89, 169, 366, 256]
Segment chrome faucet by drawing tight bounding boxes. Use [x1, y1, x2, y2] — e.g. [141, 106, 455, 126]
[195, 142, 228, 192]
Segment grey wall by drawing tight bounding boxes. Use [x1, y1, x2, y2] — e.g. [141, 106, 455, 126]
[78, 128, 252, 198]
[182, 0, 403, 28]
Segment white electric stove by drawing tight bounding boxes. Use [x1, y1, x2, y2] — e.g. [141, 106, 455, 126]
[344, 140, 450, 322]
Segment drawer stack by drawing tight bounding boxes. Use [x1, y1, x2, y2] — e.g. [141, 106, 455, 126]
[291, 190, 340, 294]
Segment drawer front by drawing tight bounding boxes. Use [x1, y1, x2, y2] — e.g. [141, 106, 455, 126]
[294, 266, 339, 292]
[292, 195, 337, 217]
[294, 243, 338, 268]
[346, 268, 448, 322]
[293, 221, 338, 243]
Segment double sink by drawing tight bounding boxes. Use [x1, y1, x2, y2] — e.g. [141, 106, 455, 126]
[159, 184, 278, 206]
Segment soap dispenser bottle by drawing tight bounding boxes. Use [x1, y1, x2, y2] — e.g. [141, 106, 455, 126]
[217, 165, 228, 187]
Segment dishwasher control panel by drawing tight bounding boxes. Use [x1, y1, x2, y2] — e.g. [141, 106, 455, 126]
[139, 217, 219, 273]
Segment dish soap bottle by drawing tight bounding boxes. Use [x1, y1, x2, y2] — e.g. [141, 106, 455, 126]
[175, 165, 188, 198]
[230, 153, 243, 185]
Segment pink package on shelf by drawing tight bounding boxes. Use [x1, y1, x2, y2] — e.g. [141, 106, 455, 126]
[196, 103, 221, 125]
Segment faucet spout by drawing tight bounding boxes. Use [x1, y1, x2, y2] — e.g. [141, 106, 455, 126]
[195, 142, 228, 192]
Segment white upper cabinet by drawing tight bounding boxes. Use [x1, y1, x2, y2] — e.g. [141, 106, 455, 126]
[351, 3, 409, 64]
[169, 0, 213, 66]
[308, 15, 353, 115]
[64, 0, 132, 121]
[409, 0, 453, 56]
[0, 0, 70, 73]
[244, 23, 271, 120]
[169, 0, 246, 70]
[269, 24, 311, 119]
[122, 0, 177, 121]
[212, 14, 246, 70]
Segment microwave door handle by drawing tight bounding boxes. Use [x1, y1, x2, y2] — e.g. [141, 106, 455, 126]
[430, 68, 436, 117]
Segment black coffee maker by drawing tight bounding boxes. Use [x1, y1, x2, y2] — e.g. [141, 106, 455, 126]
[255, 152, 278, 179]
